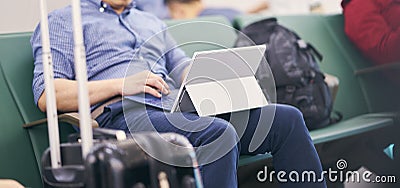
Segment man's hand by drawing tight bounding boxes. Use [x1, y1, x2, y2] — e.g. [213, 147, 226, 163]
[122, 70, 170, 98]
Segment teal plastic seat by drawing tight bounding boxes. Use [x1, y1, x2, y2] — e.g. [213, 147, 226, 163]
[0, 58, 42, 188]
[164, 16, 238, 56]
[310, 113, 394, 144]
[0, 33, 76, 187]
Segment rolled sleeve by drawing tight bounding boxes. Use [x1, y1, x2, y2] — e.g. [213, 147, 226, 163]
[343, 0, 400, 65]
[30, 12, 75, 105]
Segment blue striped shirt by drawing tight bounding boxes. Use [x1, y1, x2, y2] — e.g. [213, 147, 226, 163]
[31, 0, 190, 109]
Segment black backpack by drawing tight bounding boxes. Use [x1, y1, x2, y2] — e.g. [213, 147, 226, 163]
[235, 17, 337, 130]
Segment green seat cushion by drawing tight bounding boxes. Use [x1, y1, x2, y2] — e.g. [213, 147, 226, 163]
[0, 33, 77, 176]
[310, 113, 394, 144]
[164, 16, 238, 57]
[0, 66, 42, 188]
[232, 14, 268, 30]
[0, 33, 45, 123]
[239, 112, 395, 166]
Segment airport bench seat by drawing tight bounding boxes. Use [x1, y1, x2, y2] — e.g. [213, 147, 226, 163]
[238, 112, 396, 166]
[0, 33, 77, 188]
[310, 112, 395, 145]
[0, 15, 398, 187]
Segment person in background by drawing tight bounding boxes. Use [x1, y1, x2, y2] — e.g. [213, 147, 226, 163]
[342, 0, 400, 180]
[246, 0, 323, 15]
[135, 0, 170, 19]
[271, 0, 322, 14]
[247, 1, 269, 14]
[164, 0, 241, 23]
[342, 0, 400, 65]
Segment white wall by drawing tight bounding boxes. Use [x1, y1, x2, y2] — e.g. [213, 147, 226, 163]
[0, 0, 70, 34]
[203, 0, 342, 14]
[322, 0, 343, 14]
[0, 0, 342, 34]
[203, 0, 266, 13]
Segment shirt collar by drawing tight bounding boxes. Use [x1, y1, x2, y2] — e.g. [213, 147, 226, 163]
[86, 0, 136, 13]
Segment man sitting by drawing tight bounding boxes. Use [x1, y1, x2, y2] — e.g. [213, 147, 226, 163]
[31, 0, 326, 187]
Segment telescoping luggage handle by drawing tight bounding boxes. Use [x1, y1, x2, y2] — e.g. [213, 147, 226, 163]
[71, 0, 93, 159]
[39, 0, 61, 168]
[39, 0, 94, 168]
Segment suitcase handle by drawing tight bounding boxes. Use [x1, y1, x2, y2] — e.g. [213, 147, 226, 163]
[68, 128, 128, 143]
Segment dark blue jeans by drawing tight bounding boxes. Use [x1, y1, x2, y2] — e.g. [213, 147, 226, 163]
[96, 100, 326, 188]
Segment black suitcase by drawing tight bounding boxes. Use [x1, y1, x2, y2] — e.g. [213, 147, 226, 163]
[42, 131, 202, 188]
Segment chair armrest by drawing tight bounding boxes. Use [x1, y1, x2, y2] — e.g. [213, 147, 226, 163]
[23, 112, 99, 128]
[354, 62, 400, 76]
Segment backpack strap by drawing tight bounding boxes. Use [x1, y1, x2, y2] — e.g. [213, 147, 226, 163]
[284, 85, 296, 103]
[307, 43, 323, 61]
[295, 39, 323, 62]
[329, 110, 343, 124]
